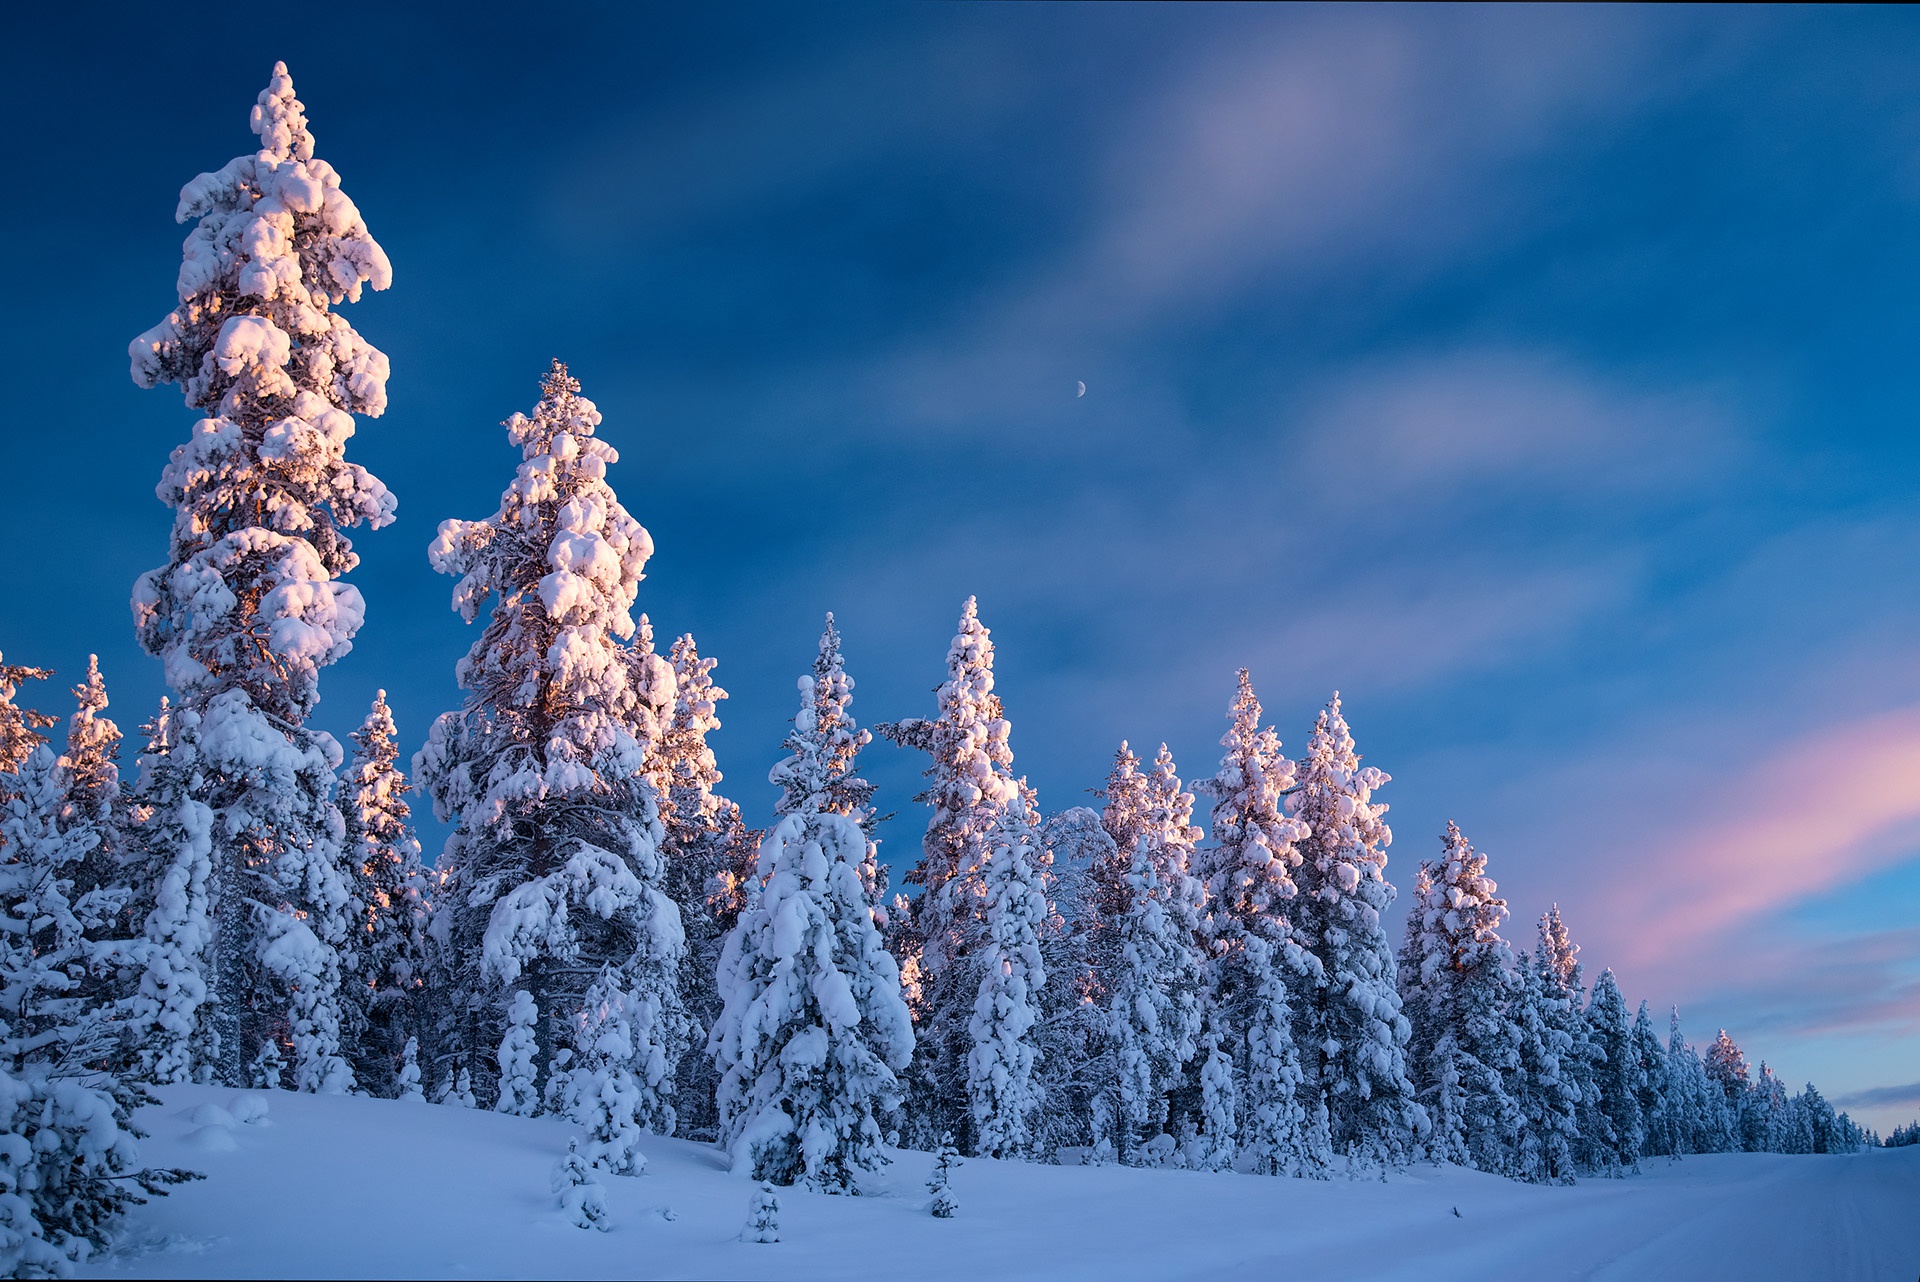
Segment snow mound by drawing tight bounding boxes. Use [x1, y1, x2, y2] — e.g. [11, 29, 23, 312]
[227, 1094, 269, 1126]
[187, 1103, 236, 1130]
[183, 1125, 238, 1154]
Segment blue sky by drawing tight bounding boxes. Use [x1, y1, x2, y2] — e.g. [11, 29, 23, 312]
[4, 4, 1919, 1129]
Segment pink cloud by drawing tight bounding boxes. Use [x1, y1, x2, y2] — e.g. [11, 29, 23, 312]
[1588, 704, 1920, 973]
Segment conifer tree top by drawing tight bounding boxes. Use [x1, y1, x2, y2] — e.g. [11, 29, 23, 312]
[1536, 905, 1581, 994]
[58, 655, 122, 811]
[430, 359, 654, 663]
[771, 614, 876, 822]
[127, 60, 399, 723]
[1292, 691, 1393, 896]
[419, 360, 662, 843]
[0, 652, 56, 775]
[1200, 668, 1308, 934]
[1409, 821, 1512, 985]
[131, 60, 393, 417]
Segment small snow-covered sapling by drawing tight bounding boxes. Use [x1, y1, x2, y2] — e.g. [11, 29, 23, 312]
[396, 1037, 425, 1102]
[928, 1135, 960, 1218]
[249, 1041, 285, 1090]
[743, 1183, 780, 1243]
[553, 1138, 611, 1232]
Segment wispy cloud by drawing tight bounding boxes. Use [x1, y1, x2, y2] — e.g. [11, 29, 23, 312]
[1834, 1080, 1920, 1110]
[1071, 8, 1669, 317]
[1580, 705, 1920, 973]
[1291, 349, 1735, 506]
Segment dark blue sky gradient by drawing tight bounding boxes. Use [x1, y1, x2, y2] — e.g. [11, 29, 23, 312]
[5, 5, 1920, 1125]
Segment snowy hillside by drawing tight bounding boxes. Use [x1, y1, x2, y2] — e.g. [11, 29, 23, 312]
[84, 1086, 1918, 1282]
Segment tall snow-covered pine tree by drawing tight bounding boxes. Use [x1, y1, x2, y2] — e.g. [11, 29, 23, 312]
[710, 623, 913, 1190]
[418, 361, 691, 1122]
[339, 691, 430, 1096]
[1287, 694, 1422, 1168]
[1090, 743, 1207, 1164]
[876, 598, 1021, 1150]
[127, 62, 394, 1091]
[655, 631, 755, 1141]
[1398, 822, 1520, 1174]
[1194, 670, 1323, 1177]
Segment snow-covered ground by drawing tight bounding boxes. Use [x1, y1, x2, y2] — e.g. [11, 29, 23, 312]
[82, 1085, 1917, 1281]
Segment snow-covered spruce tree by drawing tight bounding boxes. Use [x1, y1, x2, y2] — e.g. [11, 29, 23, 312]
[1630, 1000, 1675, 1159]
[1079, 744, 1145, 1162]
[495, 990, 539, 1116]
[1703, 1028, 1761, 1152]
[1193, 670, 1324, 1177]
[741, 1184, 780, 1243]
[709, 643, 914, 1192]
[338, 691, 430, 1097]
[1287, 694, 1421, 1168]
[927, 1138, 960, 1217]
[2, 749, 107, 1070]
[47, 661, 137, 1035]
[1508, 952, 1578, 1185]
[1533, 907, 1603, 1172]
[876, 598, 1021, 1151]
[418, 361, 691, 1121]
[1583, 968, 1642, 1174]
[1754, 1061, 1789, 1152]
[1028, 806, 1114, 1163]
[558, 966, 651, 1176]
[397, 1035, 425, 1102]
[1397, 822, 1521, 1175]
[967, 789, 1048, 1160]
[0, 748, 197, 1275]
[121, 702, 216, 1085]
[55, 658, 130, 931]
[1087, 743, 1206, 1165]
[127, 62, 395, 1092]
[768, 616, 881, 836]
[551, 1137, 610, 1232]
[656, 631, 757, 1142]
[1663, 1011, 1730, 1154]
[0, 657, 56, 816]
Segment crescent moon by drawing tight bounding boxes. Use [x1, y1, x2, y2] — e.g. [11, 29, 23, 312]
[1076, 381, 1086, 398]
